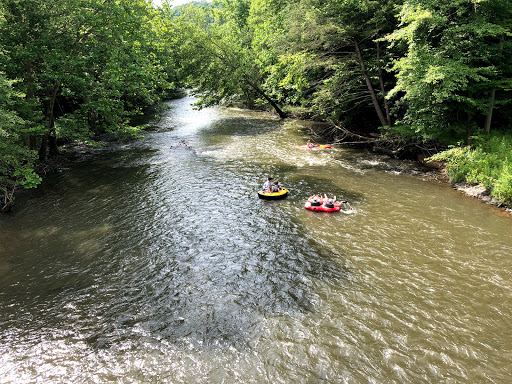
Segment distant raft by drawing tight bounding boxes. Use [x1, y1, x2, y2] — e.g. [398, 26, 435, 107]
[258, 188, 288, 200]
[298, 144, 332, 150]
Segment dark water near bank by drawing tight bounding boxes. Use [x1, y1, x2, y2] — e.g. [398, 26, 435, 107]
[1, 96, 511, 383]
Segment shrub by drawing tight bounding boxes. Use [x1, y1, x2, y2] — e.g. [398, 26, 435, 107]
[428, 133, 512, 204]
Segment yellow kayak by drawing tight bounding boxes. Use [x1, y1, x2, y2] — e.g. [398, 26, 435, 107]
[258, 188, 288, 200]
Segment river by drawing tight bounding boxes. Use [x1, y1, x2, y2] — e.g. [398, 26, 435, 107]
[1, 96, 511, 383]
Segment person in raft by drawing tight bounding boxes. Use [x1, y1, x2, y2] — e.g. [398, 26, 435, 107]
[323, 196, 336, 209]
[308, 194, 322, 206]
[262, 177, 273, 192]
[272, 181, 282, 192]
[321, 194, 342, 208]
[307, 140, 315, 148]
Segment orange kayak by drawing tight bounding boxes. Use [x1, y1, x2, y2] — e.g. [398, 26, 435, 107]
[298, 145, 332, 150]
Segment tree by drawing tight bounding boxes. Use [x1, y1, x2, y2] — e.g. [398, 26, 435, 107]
[0, 0, 176, 211]
[249, 0, 319, 109]
[311, 0, 401, 128]
[0, 74, 41, 212]
[387, 0, 512, 143]
[171, 0, 287, 117]
[0, 0, 174, 161]
[250, 0, 401, 128]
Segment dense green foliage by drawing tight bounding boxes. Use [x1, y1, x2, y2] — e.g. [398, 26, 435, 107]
[169, 0, 511, 136]
[0, 73, 41, 212]
[1, 0, 511, 210]
[388, 0, 512, 142]
[0, 0, 177, 210]
[429, 134, 512, 203]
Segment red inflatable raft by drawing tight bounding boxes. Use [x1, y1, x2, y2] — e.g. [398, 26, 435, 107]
[304, 201, 342, 212]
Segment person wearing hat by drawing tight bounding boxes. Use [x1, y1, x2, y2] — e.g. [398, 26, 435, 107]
[262, 177, 273, 192]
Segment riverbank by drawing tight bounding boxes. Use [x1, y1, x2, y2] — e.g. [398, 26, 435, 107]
[0, 135, 131, 213]
[422, 134, 512, 215]
[35, 132, 130, 177]
[450, 182, 512, 215]
[410, 157, 512, 215]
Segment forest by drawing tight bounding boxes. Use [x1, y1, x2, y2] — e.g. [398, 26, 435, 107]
[1, 0, 511, 212]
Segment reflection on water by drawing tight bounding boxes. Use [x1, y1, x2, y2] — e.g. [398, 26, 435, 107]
[1, 96, 512, 383]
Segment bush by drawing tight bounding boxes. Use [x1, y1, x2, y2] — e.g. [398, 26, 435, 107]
[428, 133, 512, 204]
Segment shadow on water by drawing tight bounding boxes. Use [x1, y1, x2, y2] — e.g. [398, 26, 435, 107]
[93, 240, 350, 352]
[2, 230, 351, 353]
[130, 102, 178, 133]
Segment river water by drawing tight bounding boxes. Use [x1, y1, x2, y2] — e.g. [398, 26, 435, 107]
[1, 96, 511, 383]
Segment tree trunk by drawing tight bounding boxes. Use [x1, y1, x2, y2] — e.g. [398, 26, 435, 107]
[467, 90, 474, 146]
[29, 135, 37, 151]
[376, 39, 392, 127]
[39, 133, 48, 161]
[39, 85, 59, 161]
[49, 134, 59, 157]
[1, 187, 15, 213]
[354, 39, 387, 127]
[208, 38, 286, 118]
[483, 34, 504, 134]
[243, 75, 287, 118]
[47, 85, 60, 157]
[467, 114, 473, 146]
[484, 88, 496, 134]
[88, 110, 97, 131]
[25, 62, 37, 150]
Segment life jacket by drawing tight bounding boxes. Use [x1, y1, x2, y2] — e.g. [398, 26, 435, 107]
[311, 201, 321, 207]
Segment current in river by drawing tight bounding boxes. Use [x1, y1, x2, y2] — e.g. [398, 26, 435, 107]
[1, 96, 512, 383]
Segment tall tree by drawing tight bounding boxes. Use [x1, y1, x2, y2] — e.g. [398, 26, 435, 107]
[314, 0, 401, 128]
[0, 0, 174, 160]
[252, 0, 401, 128]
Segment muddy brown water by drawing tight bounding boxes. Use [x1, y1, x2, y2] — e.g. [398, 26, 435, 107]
[1, 96, 511, 383]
